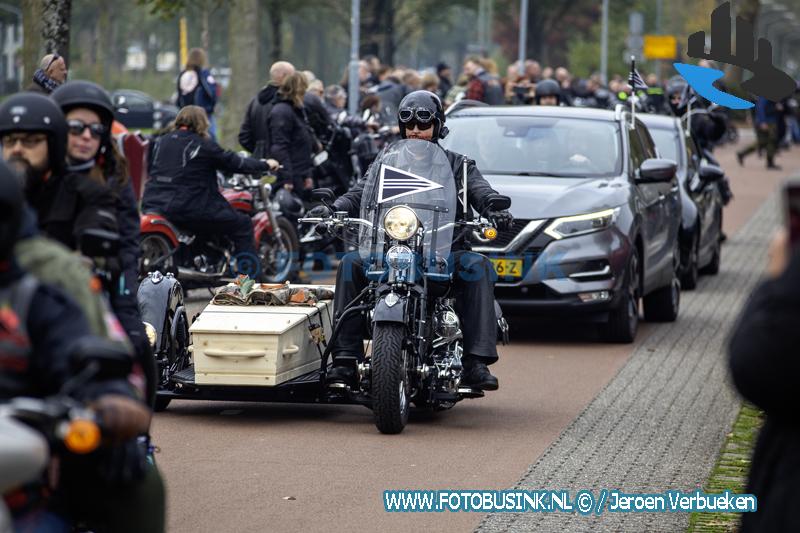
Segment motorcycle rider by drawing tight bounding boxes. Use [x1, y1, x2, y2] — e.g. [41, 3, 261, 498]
[0, 159, 164, 533]
[534, 79, 563, 106]
[50, 80, 158, 404]
[308, 90, 513, 391]
[0, 92, 117, 250]
[666, 79, 734, 206]
[142, 105, 279, 268]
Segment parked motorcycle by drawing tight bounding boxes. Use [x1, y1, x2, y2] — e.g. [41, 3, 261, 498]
[300, 139, 511, 434]
[139, 173, 300, 288]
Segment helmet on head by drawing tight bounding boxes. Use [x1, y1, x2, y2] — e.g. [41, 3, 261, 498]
[0, 92, 68, 176]
[51, 80, 115, 132]
[534, 79, 561, 105]
[666, 79, 688, 116]
[0, 159, 24, 260]
[397, 90, 448, 140]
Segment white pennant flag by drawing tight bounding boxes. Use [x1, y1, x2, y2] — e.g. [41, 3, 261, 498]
[377, 164, 443, 204]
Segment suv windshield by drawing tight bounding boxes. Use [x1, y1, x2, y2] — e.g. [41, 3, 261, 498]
[442, 115, 622, 177]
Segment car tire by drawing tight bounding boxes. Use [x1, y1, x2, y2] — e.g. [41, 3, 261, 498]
[680, 231, 699, 290]
[602, 248, 640, 343]
[643, 275, 681, 322]
[700, 217, 722, 275]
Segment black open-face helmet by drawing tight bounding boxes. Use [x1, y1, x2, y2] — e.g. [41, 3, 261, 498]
[666, 79, 688, 116]
[51, 80, 115, 136]
[534, 79, 561, 105]
[397, 90, 448, 140]
[0, 92, 68, 176]
[0, 159, 24, 260]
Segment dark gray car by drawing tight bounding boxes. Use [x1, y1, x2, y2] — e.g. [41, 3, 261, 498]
[441, 106, 682, 343]
[639, 113, 724, 290]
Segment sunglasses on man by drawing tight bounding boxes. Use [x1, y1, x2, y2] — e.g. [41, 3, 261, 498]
[66, 119, 107, 139]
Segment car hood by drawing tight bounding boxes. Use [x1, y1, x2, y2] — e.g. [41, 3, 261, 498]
[483, 174, 630, 220]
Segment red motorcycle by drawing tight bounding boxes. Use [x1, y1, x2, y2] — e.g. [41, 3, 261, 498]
[139, 173, 300, 289]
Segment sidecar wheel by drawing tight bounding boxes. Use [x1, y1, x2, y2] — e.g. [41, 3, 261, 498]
[371, 323, 409, 434]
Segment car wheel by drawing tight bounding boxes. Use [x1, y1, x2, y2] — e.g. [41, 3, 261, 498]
[680, 231, 699, 290]
[644, 267, 681, 322]
[602, 247, 640, 343]
[700, 217, 722, 275]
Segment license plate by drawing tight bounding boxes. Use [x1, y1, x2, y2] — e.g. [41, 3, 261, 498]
[491, 258, 523, 278]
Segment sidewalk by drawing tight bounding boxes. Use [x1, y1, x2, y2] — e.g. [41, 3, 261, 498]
[478, 139, 800, 532]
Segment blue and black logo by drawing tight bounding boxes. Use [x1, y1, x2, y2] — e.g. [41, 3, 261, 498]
[674, 1, 796, 109]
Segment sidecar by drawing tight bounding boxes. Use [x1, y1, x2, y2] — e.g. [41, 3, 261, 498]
[143, 281, 374, 410]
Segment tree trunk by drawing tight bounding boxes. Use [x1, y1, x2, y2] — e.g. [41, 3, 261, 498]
[269, 2, 283, 63]
[382, 0, 395, 66]
[221, 0, 260, 149]
[41, 0, 71, 61]
[22, 0, 44, 82]
[201, 0, 210, 52]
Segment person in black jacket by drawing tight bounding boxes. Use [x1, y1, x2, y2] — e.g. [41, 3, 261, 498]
[729, 229, 800, 532]
[239, 60, 295, 158]
[142, 105, 277, 261]
[0, 92, 117, 250]
[307, 90, 513, 391]
[269, 72, 315, 197]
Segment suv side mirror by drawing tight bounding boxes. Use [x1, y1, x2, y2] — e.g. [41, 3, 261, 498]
[699, 163, 724, 183]
[638, 158, 677, 183]
[311, 188, 336, 205]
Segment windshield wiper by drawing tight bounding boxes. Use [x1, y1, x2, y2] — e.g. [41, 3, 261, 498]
[491, 171, 580, 178]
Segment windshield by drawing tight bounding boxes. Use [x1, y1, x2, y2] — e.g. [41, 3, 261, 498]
[442, 115, 622, 177]
[359, 139, 456, 274]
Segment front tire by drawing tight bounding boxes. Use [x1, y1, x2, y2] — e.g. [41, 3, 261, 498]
[700, 216, 722, 275]
[260, 217, 300, 283]
[602, 247, 640, 343]
[680, 231, 699, 290]
[139, 233, 175, 279]
[371, 323, 410, 434]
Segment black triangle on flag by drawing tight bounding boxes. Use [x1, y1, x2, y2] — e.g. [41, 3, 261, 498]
[377, 164, 444, 204]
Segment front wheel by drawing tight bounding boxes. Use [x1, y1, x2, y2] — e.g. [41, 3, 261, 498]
[259, 217, 300, 283]
[139, 233, 175, 279]
[602, 247, 640, 343]
[371, 323, 410, 434]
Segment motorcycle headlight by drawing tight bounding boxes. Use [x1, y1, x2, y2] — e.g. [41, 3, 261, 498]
[143, 321, 158, 349]
[544, 208, 619, 240]
[383, 206, 419, 241]
[386, 245, 414, 270]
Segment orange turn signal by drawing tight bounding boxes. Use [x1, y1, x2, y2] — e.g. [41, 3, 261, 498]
[483, 227, 498, 241]
[64, 419, 101, 454]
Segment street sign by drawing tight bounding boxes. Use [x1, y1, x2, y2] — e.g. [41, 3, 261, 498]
[644, 35, 677, 60]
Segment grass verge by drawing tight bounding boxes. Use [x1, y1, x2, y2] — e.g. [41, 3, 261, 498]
[687, 403, 763, 532]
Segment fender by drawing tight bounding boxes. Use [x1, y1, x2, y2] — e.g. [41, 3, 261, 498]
[140, 213, 179, 247]
[252, 211, 273, 243]
[222, 189, 254, 213]
[137, 272, 183, 350]
[372, 293, 407, 324]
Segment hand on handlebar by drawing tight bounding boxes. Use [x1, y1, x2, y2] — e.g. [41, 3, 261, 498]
[92, 394, 151, 443]
[262, 158, 281, 171]
[486, 210, 514, 232]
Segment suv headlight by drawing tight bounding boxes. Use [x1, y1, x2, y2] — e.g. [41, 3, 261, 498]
[383, 206, 419, 241]
[544, 208, 619, 240]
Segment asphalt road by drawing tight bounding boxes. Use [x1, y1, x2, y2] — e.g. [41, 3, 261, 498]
[151, 134, 796, 533]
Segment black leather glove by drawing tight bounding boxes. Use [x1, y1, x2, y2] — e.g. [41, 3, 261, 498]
[307, 205, 333, 219]
[487, 210, 514, 232]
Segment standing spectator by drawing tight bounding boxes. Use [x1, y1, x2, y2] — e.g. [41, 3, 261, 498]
[176, 48, 218, 138]
[437, 63, 453, 98]
[420, 72, 440, 94]
[239, 60, 295, 158]
[324, 85, 347, 120]
[524, 60, 542, 83]
[729, 229, 800, 532]
[269, 72, 314, 197]
[737, 96, 782, 170]
[463, 56, 504, 105]
[28, 52, 67, 94]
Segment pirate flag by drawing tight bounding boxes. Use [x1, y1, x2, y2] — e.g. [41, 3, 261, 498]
[377, 164, 443, 204]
